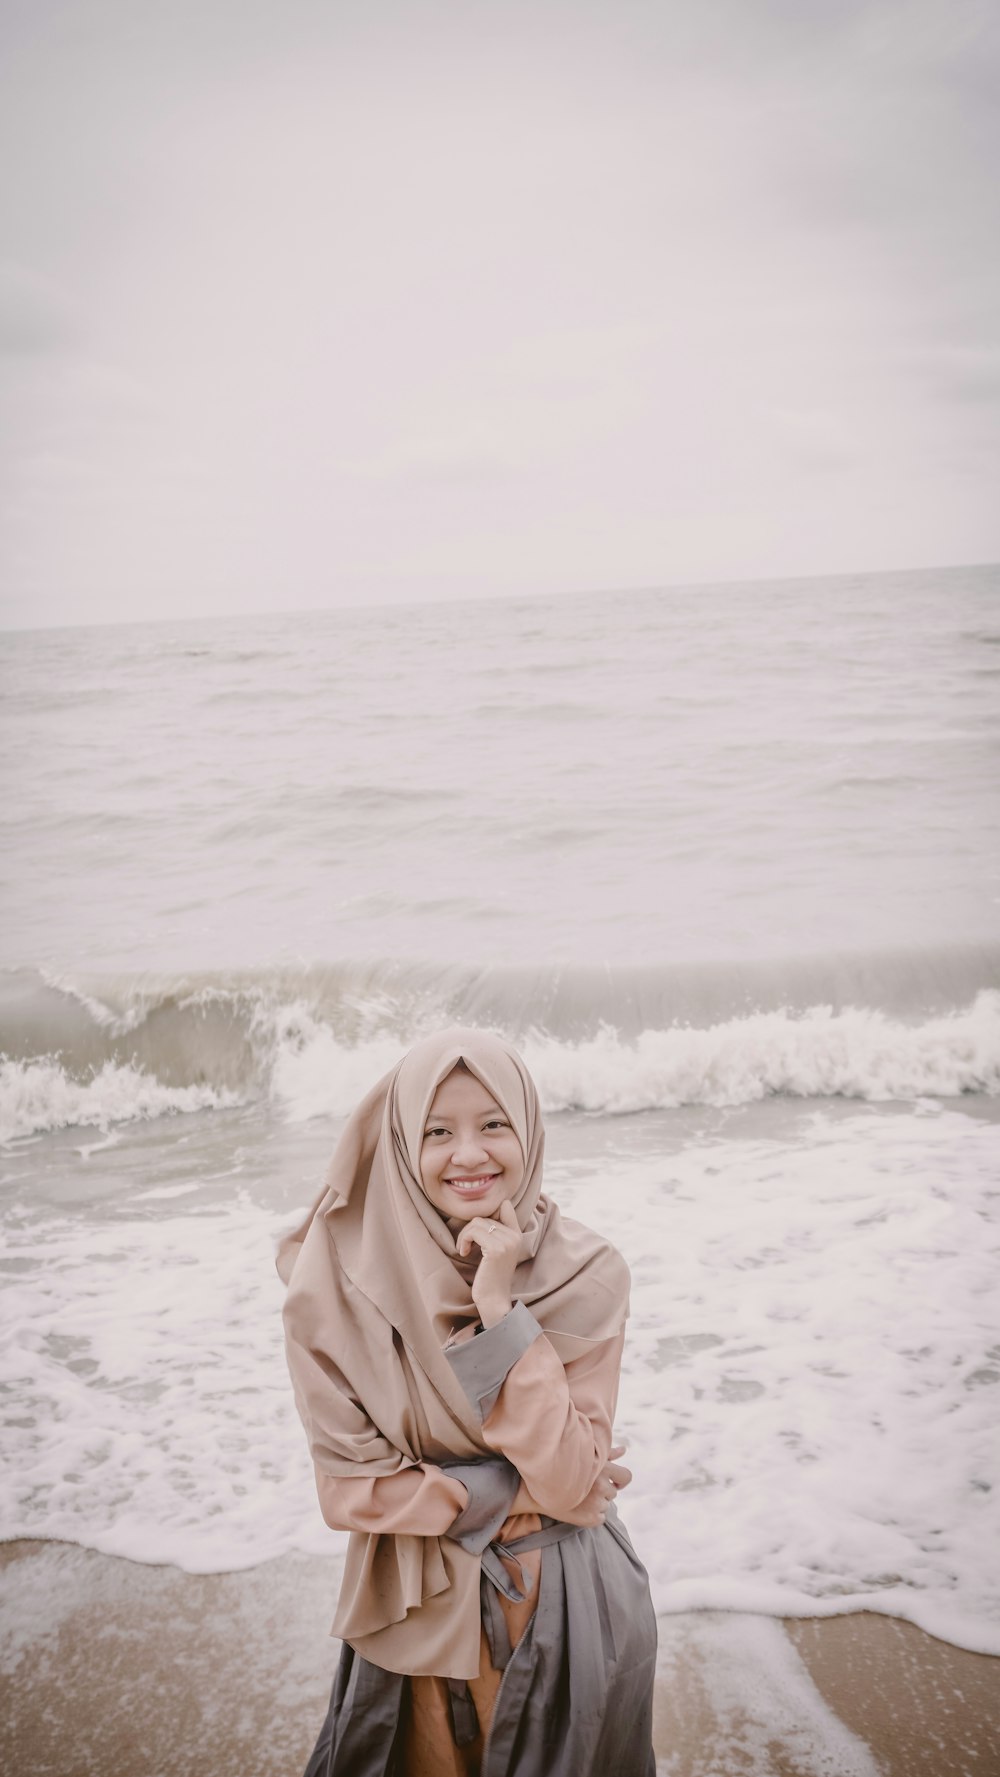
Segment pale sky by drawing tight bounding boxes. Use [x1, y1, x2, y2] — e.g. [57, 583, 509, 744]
[1, 0, 998, 628]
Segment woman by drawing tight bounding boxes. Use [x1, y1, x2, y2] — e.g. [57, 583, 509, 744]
[278, 1027, 657, 1776]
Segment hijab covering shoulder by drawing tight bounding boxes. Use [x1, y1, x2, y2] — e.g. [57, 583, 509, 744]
[277, 1028, 629, 1677]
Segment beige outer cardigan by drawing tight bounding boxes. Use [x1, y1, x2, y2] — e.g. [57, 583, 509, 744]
[277, 1028, 629, 1680]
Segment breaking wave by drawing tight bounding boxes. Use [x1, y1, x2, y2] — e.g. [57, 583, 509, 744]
[1, 944, 998, 1141]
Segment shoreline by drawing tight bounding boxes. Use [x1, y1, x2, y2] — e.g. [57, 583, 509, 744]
[2, 1541, 998, 1775]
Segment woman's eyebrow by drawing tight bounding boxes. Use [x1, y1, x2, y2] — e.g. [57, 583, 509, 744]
[424, 1103, 506, 1124]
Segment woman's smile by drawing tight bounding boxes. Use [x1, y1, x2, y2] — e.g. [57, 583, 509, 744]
[444, 1172, 500, 1195]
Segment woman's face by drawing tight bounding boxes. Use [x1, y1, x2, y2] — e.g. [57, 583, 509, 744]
[419, 1066, 525, 1223]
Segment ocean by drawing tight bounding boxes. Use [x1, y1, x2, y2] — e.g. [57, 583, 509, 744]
[2, 562, 999, 1658]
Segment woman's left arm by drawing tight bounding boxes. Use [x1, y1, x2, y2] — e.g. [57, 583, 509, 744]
[449, 1201, 629, 1521]
[446, 1314, 626, 1522]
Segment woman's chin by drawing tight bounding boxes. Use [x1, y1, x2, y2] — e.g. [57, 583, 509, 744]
[445, 1188, 502, 1219]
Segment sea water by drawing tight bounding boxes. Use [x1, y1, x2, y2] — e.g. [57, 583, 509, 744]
[1, 565, 999, 1656]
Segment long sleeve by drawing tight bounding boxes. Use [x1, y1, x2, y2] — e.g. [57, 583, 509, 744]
[484, 1328, 624, 1518]
[313, 1461, 469, 1535]
[445, 1304, 625, 1521]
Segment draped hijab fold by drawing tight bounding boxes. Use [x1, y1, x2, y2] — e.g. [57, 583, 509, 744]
[277, 1027, 628, 1678]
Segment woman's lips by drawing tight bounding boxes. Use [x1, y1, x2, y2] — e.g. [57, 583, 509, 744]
[444, 1174, 500, 1197]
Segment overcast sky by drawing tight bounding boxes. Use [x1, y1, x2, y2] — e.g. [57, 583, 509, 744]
[1, 0, 998, 629]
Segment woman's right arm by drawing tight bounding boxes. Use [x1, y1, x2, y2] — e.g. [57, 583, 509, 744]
[285, 1287, 473, 1537]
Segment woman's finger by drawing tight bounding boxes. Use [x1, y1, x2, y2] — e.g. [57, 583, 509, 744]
[458, 1217, 488, 1248]
[459, 1216, 517, 1260]
[477, 1219, 509, 1252]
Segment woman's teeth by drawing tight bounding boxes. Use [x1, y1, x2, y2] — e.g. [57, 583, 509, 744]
[448, 1176, 497, 1191]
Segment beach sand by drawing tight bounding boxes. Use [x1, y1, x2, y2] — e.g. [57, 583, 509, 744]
[2, 1541, 997, 1776]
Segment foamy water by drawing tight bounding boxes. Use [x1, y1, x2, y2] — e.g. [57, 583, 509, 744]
[1, 1101, 997, 1654]
[2, 565, 999, 1657]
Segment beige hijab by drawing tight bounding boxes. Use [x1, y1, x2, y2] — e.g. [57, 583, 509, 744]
[278, 1027, 628, 1678]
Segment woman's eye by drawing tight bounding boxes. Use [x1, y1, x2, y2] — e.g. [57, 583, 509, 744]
[484, 1119, 508, 1130]
[424, 1127, 448, 1139]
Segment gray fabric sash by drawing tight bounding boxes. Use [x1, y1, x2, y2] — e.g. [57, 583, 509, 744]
[446, 1518, 586, 1748]
[482, 1519, 582, 1610]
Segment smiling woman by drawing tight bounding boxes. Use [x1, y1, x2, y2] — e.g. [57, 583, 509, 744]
[277, 1027, 657, 1776]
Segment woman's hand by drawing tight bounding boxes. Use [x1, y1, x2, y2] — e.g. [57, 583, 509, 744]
[456, 1198, 524, 1326]
[559, 1445, 632, 1528]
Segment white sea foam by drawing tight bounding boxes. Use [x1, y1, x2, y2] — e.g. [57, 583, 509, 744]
[267, 994, 1000, 1121]
[598, 1106, 1000, 1655]
[517, 994, 1000, 1107]
[2, 1104, 997, 1654]
[262, 1003, 408, 1121]
[0, 1057, 243, 1145]
[0, 1194, 319, 1571]
[655, 1614, 882, 1777]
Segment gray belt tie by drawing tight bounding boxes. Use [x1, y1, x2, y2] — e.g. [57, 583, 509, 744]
[447, 1518, 586, 1747]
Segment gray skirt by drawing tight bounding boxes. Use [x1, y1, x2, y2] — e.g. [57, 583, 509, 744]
[303, 1510, 657, 1777]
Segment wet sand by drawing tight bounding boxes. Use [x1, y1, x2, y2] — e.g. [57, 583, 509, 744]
[1, 1540, 997, 1776]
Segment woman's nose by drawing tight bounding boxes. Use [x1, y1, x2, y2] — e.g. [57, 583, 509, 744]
[451, 1133, 489, 1164]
